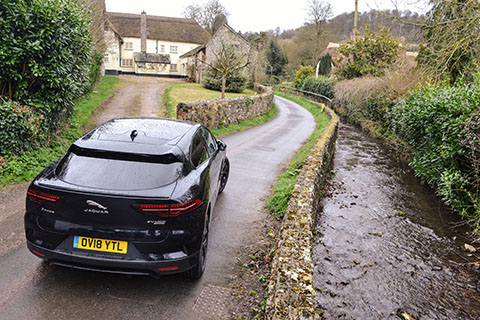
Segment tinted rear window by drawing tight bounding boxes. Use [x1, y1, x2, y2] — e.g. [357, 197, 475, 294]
[56, 153, 182, 190]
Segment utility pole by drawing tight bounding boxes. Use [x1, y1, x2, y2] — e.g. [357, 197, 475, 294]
[354, 0, 358, 40]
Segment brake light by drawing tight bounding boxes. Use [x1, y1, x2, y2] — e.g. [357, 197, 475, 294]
[27, 188, 61, 203]
[133, 199, 202, 216]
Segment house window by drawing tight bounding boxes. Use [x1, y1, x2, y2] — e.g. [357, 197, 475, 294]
[170, 64, 177, 72]
[121, 59, 133, 67]
[160, 45, 165, 52]
[125, 42, 133, 50]
[103, 55, 109, 63]
[170, 46, 178, 53]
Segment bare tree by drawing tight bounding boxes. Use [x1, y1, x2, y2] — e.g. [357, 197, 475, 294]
[202, 41, 250, 98]
[306, 0, 333, 60]
[183, 3, 202, 23]
[183, 0, 229, 35]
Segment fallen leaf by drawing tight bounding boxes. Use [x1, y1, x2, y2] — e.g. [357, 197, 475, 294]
[464, 243, 477, 253]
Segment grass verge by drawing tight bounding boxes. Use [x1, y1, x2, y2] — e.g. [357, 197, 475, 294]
[0, 75, 120, 187]
[211, 104, 278, 138]
[162, 82, 256, 119]
[266, 92, 331, 219]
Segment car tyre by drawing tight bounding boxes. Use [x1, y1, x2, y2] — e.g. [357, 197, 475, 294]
[218, 158, 229, 194]
[185, 216, 209, 279]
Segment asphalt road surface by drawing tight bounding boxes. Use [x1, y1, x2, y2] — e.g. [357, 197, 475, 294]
[0, 96, 315, 320]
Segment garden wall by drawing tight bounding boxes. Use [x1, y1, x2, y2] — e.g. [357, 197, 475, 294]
[265, 100, 339, 320]
[176, 85, 273, 128]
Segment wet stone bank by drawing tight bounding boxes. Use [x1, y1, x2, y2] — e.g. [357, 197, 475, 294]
[313, 123, 480, 319]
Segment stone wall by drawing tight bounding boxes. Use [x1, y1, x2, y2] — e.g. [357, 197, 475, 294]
[176, 85, 273, 129]
[265, 101, 339, 320]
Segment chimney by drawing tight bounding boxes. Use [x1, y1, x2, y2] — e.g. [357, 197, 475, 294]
[141, 11, 147, 53]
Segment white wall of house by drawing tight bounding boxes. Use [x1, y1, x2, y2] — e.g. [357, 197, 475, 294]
[105, 35, 201, 76]
[104, 29, 121, 72]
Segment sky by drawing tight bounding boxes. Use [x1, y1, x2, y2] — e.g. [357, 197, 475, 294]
[105, 0, 424, 33]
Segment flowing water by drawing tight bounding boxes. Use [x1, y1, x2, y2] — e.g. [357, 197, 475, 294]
[313, 123, 480, 319]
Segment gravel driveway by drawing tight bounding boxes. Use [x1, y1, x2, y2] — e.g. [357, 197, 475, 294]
[94, 75, 181, 125]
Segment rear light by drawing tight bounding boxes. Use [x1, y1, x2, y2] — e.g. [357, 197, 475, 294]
[32, 250, 46, 257]
[133, 199, 202, 216]
[27, 188, 61, 203]
[157, 266, 179, 271]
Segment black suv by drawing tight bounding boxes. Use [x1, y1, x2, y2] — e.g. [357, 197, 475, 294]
[25, 118, 229, 278]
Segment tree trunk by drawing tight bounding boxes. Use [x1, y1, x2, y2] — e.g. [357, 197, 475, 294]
[221, 75, 226, 99]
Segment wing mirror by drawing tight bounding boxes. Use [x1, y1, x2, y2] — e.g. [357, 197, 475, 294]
[217, 140, 227, 151]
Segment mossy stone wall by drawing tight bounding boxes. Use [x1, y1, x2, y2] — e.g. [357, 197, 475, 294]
[176, 85, 273, 128]
[265, 101, 339, 320]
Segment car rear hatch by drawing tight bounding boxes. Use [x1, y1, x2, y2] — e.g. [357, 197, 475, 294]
[31, 142, 186, 230]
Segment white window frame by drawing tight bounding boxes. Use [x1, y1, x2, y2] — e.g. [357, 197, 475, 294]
[121, 59, 133, 67]
[170, 64, 177, 72]
[170, 45, 178, 53]
[125, 42, 133, 50]
[160, 45, 165, 52]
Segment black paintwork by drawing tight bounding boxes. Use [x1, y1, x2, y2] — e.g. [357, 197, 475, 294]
[25, 117, 228, 277]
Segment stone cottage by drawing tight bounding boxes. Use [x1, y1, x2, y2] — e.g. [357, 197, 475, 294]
[180, 23, 258, 83]
[104, 11, 210, 77]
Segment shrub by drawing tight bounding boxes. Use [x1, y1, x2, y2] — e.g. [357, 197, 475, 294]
[301, 76, 334, 99]
[202, 68, 247, 93]
[416, 0, 480, 84]
[0, 0, 94, 156]
[336, 25, 401, 79]
[294, 65, 314, 88]
[0, 101, 46, 155]
[388, 84, 480, 224]
[333, 65, 423, 124]
[88, 50, 104, 89]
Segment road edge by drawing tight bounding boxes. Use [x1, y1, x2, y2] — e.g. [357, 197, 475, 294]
[265, 100, 339, 320]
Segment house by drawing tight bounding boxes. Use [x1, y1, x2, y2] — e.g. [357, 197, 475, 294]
[180, 23, 258, 83]
[103, 11, 210, 77]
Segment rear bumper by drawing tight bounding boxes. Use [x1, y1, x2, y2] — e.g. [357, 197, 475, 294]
[27, 241, 199, 277]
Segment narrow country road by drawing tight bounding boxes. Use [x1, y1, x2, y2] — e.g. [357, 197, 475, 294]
[0, 95, 315, 319]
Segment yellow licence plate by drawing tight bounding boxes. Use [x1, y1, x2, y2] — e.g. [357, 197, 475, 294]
[73, 236, 127, 254]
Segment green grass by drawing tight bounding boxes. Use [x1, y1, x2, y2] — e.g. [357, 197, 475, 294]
[162, 82, 256, 118]
[266, 92, 331, 219]
[211, 104, 278, 137]
[0, 76, 120, 187]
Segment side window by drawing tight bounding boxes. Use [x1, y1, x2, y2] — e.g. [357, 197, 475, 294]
[201, 127, 217, 155]
[191, 131, 208, 167]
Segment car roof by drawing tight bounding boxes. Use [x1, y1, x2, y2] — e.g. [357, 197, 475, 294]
[73, 117, 200, 156]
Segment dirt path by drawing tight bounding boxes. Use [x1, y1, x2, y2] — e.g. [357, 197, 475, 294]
[94, 75, 180, 125]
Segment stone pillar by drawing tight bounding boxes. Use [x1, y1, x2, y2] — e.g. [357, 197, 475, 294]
[141, 11, 147, 53]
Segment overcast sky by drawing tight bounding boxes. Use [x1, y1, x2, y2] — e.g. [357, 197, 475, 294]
[106, 0, 425, 33]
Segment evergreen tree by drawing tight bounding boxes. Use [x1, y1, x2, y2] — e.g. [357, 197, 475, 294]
[265, 39, 288, 76]
[318, 53, 332, 76]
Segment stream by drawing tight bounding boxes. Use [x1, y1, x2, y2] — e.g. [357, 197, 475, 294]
[313, 122, 480, 319]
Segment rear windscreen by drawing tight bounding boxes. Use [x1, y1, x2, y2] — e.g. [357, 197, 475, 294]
[55, 153, 182, 190]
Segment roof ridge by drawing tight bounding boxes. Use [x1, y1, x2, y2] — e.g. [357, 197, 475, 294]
[107, 11, 197, 24]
